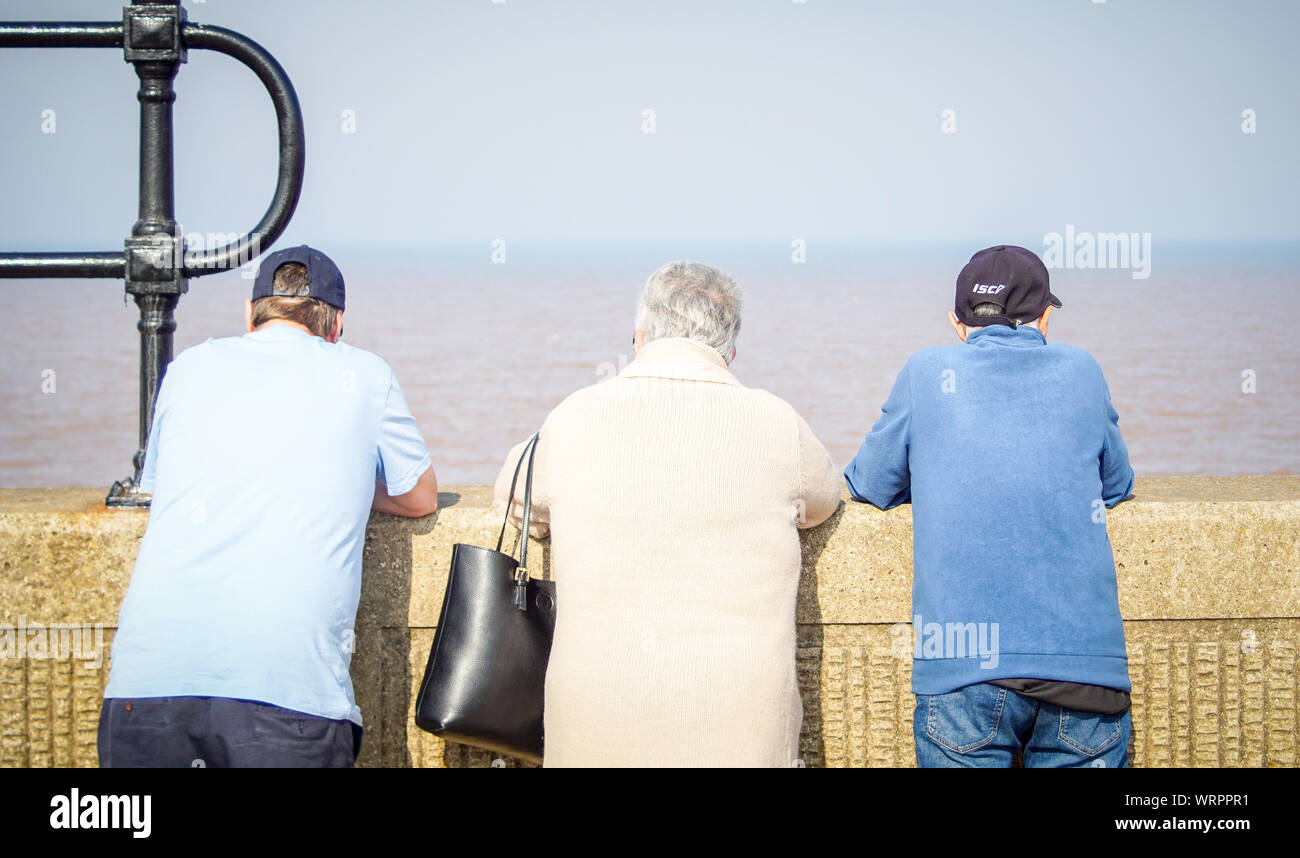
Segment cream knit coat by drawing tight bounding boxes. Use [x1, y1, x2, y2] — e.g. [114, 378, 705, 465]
[494, 337, 841, 767]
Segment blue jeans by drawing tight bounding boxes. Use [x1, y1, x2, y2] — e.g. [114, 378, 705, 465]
[914, 682, 1131, 768]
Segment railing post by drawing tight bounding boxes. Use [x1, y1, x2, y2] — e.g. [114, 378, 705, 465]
[108, 1, 189, 507]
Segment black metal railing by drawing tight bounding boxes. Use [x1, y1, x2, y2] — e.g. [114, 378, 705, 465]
[0, 1, 305, 507]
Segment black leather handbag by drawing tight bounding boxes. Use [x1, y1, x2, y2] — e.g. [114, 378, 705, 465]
[414, 433, 556, 764]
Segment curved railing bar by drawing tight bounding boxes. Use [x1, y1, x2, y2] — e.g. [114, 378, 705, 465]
[180, 23, 304, 276]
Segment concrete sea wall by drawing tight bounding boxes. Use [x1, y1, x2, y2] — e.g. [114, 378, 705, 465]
[0, 476, 1296, 767]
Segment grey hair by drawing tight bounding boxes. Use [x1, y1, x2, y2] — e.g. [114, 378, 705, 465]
[635, 261, 743, 363]
[970, 301, 1039, 328]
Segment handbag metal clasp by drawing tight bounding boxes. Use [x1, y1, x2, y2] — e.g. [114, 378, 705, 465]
[513, 567, 529, 611]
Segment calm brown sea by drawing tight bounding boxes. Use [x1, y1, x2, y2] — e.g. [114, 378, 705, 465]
[2, 243, 1297, 488]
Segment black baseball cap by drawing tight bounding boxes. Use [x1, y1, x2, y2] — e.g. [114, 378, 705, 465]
[954, 245, 1060, 328]
[251, 245, 345, 312]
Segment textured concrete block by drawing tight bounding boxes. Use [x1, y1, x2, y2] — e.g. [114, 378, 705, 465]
[0, 477, 1296, 767]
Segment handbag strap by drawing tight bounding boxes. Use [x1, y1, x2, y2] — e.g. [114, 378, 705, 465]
[495, 432, 539, 554]
[518, 432, 538, 570]
[495, 433, 540, 610]
[493, 428, 540, 582]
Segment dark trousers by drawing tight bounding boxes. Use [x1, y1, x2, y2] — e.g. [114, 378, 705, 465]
[99, 696, 362, 768]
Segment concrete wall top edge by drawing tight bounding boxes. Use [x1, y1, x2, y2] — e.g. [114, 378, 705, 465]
[2, 475, 1299, 516]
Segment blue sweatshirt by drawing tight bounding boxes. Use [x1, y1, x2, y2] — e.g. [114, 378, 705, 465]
[845, 325, 1135, 694]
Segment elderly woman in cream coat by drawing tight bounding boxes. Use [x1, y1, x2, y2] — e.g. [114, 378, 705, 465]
[494, 261, 841, 767]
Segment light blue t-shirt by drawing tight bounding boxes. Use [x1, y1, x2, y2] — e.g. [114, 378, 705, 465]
[104, 325, 432, 724]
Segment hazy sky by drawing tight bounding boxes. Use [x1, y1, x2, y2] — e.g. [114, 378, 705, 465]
[2, 0, 1298, 255]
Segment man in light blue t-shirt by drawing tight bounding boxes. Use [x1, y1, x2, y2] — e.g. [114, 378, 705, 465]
[100, 246, 438, 768]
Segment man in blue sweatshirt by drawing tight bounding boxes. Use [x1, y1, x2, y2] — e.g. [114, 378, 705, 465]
[845, 245, 1136, 767]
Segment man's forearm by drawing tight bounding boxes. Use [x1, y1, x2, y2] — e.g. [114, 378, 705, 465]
[372, 466, 438, 517]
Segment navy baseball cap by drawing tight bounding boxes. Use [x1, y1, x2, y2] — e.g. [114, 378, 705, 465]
[954, 245, 1060, 328]
[251, 245, 345, 311]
